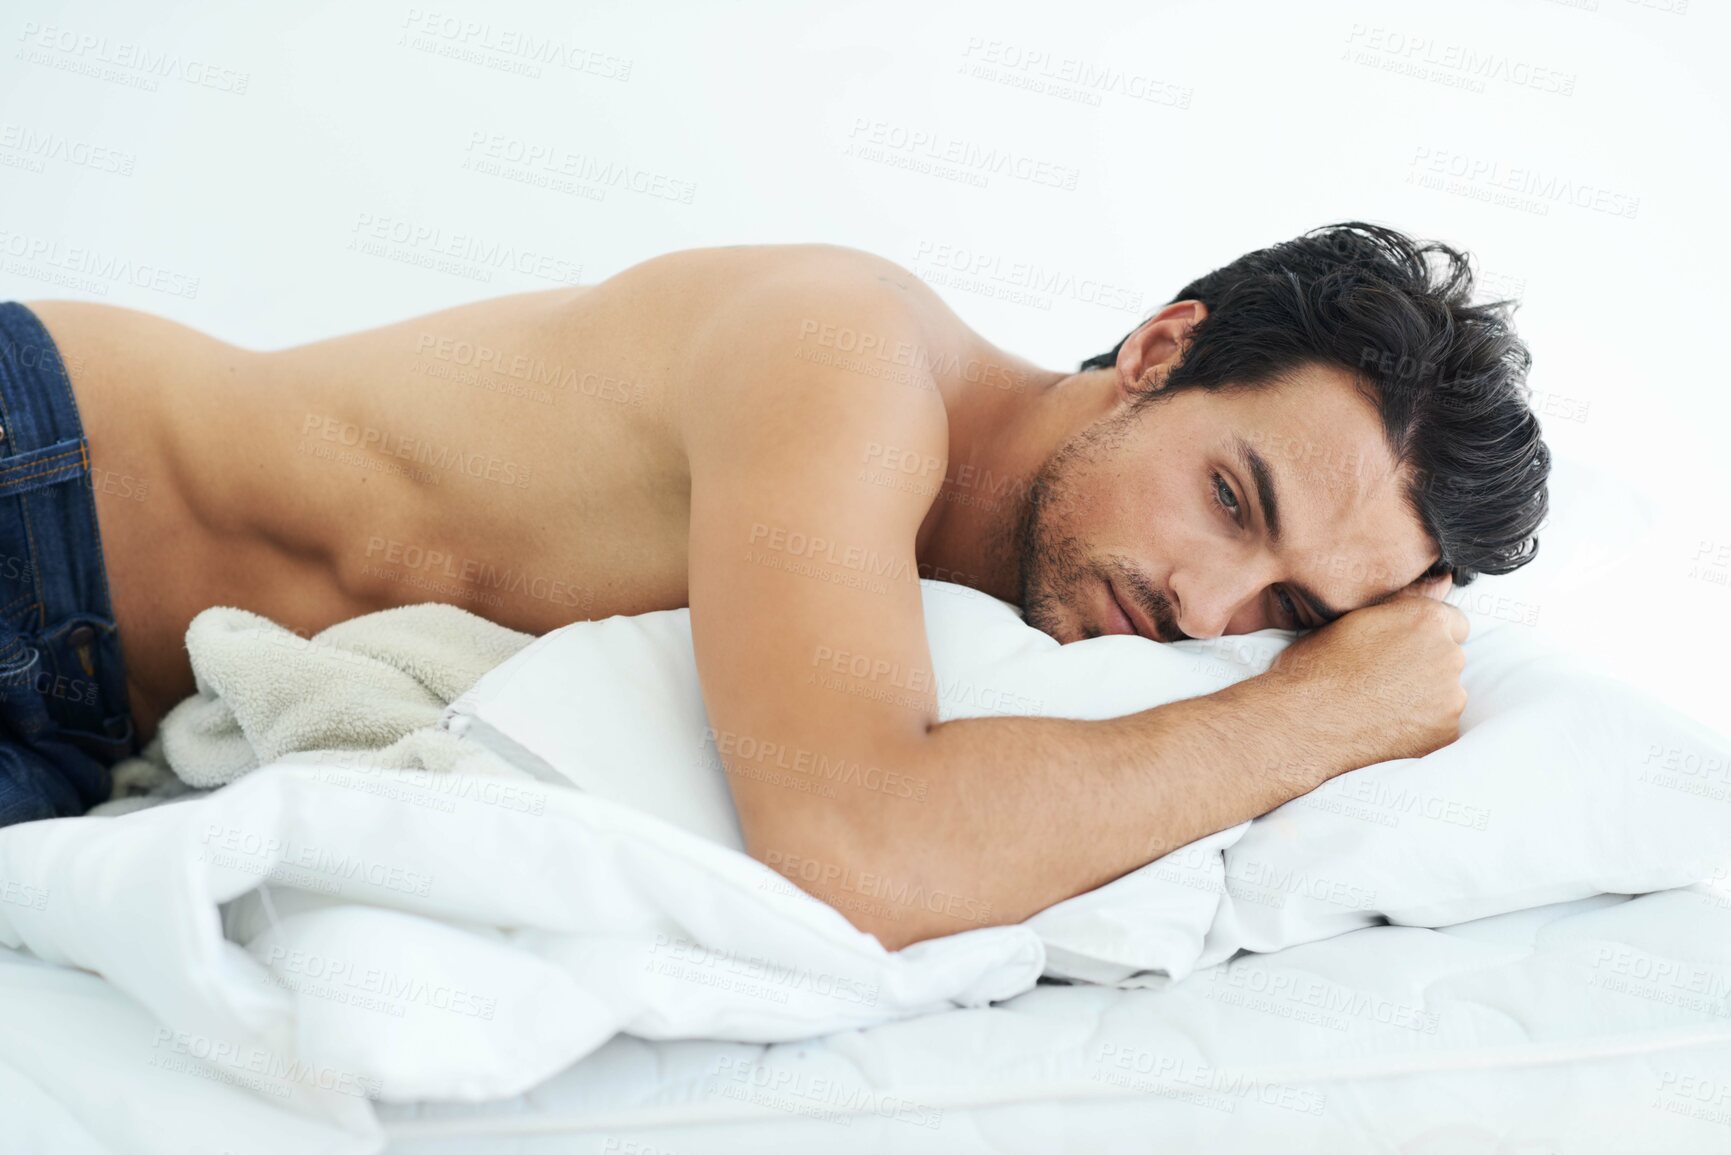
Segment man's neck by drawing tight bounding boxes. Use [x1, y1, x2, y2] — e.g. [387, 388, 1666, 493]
[920, 363, 1112, 606]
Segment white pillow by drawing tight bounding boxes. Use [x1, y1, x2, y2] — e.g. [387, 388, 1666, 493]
[1199, 623, 1731, 966]
[443, 458, 1725, 981]
[443, 583, 1259, 980]
[1440, 452, 1655, 636]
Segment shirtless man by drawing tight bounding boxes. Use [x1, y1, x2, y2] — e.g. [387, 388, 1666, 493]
[2, 220, 1547, 948]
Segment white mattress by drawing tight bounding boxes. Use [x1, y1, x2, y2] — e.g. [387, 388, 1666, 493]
[6, 879, 1730, 1152]
[372, 886, 1731, 1154]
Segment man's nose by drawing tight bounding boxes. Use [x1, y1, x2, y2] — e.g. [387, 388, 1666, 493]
[1172, 571, 1261, 640]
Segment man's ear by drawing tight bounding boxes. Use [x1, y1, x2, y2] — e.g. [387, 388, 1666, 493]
[1116, 300, 1207, 403]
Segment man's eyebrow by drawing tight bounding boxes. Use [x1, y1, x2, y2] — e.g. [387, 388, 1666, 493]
[1230, 433, 1346, 624]
[1287, 580, 1345, 625]
[1232, 434, 1284, 547]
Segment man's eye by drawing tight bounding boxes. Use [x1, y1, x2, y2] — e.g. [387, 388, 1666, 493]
[1275, 587, 1300, 626]
[1211, 472, 1240, 521]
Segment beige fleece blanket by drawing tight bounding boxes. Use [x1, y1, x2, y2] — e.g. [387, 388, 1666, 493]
[95, 602, 534, 813]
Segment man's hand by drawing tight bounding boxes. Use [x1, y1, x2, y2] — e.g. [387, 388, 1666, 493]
[1267, 572, 1470, 770]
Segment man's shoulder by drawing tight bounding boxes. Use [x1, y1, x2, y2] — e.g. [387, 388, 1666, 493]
[689, 242, 942, 341]
[673, 246, 953, 456]
[625, 242, 957, 371]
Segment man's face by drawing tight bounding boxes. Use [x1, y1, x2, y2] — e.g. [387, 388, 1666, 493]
[1014, 361, 1441, 643]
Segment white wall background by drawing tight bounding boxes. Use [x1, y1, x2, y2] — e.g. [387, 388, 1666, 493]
[2, 0, 1726, 726]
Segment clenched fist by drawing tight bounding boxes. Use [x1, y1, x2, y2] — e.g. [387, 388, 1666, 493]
[1267, 574, 1470, 772]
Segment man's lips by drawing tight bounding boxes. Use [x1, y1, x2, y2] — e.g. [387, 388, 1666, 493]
[1107, 577, 1164, 642]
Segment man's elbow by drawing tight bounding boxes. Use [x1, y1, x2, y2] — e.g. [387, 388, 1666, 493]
[855, 911, 943, 953]
[743, 820, 1001, 953]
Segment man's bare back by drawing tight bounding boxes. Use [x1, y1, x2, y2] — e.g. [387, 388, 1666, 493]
[32, 243, 1033, 741]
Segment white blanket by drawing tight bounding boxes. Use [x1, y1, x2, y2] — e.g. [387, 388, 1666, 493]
[0, 760, 1043, 1148]
[0, 691, 1041, 1153]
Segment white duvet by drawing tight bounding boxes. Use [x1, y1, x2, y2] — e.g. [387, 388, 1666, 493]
[0, 746, 1041, 1155]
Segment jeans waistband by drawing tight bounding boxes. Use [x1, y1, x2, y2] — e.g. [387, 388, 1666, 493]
[0, 301, 137, 762]
[0, 304, 110, 620]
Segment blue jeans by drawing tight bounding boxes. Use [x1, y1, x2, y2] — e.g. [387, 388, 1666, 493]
[0, 302, 138, 826]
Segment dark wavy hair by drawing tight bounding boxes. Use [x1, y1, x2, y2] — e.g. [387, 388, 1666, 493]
[1080, 221, 1548, 588]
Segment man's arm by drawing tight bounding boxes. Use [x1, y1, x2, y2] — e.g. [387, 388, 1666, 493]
[684, 266, 1467, 950]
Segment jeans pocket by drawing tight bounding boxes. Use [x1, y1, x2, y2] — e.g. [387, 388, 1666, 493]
[0, 626, 113, 816]
[0, 631, 52, 742]
[37, 611, 132, 750]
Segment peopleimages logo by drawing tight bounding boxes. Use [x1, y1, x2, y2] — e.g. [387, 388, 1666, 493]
[363, 535, 590, 609]
[1408, 146, 1640, 219]
[0, 228, 200, 298]
[703, 726, 929, 802]
[347, 212, 584, 285]
[844, 118, 1081, 191]
[0, 122, 135, 174]
[762, 848, 993, 923]
[15, 21, 252, 94]
[709, 1056, 942, 1129]
[300, 413, 534, 489]
[646, 933, 882, 1008]
[149, 1029, 380, 1099]
[259, 945, 499, 1020]
[397, 8, 633, 80]
[198, 824, 435, 897]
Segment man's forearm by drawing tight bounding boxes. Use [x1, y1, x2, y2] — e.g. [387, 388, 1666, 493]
[774, 669, 1352, 950]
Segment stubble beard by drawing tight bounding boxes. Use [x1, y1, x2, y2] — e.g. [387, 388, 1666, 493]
[1008, 406, 1144, 642]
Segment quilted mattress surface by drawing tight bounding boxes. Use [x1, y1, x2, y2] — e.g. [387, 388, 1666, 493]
[375, 885, 1731, 1154]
